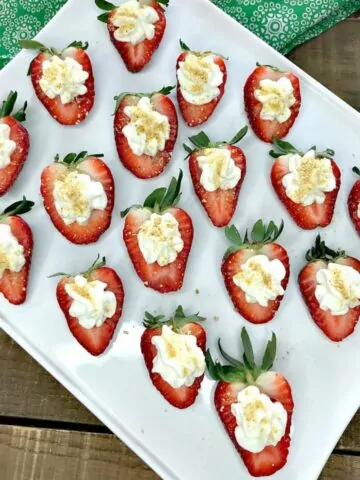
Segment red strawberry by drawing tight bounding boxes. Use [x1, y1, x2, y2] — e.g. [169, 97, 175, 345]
[96, 0, 168, 73]
[348, 166, 360, 234]
[114, 87, 178, 178]
[40, 151, 114, 245]
[19, 39, 94, 125]
[0, 198, 34, 305]
[0, 92, 30, 196]
[55, 256, 124, 356]
[122, 170, 193, 293]
[141, 305, 206, 408]
[184, 126, 247, 227]
[244, 64, 301, 143]
[270, 138, 340, 230]
[221, 220, 289, 324]
[176, 41, 227, 127]
[299, 235, 360, 341]
[206, 328, 294, 477]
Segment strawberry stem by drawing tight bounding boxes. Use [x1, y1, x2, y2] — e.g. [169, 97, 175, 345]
[143, 305, 205, 331]
[121, 169, 183, 217]
[156, 0, 170, 7]
[48, 254, 106, 279]
[224, 219, 284, 259]
[54, 151, 104, 166]
[0, 197, 34, 220]
[113, 85, 175, 115]
[0, 91, 27, 122]
[305, 235, 346, 263]
[66, 41, 89, 51]
[206, 327, 277, 384]
[256, 62, 285, 73]
[95, 0, 116, 11]
[183, 126, 248, 159]
[352, 166, 360, 177]
[270, 137, 334, 160]
[179, 38, 228, 60]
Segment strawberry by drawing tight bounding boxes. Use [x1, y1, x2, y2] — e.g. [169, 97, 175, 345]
[347, 166, 360, 234]
[244, 64, 301, 143]
[270, 137, 341, 230]
[299, 235, 360, 341]
[40, 151, 114, 245]
[0, 197, 34, 305]
[176, 40, 227, 127]
[96, 0, 168, 73]
[141, 305, 206, 408]
[0, 92, 30, 196]
[18, 39, 94, 125]
[121, 170, 193, 293]
[183, 126, 247, 227]
[113, 86, 178, 179]
[221, 219, 289, 324]
[206, 328, 294, 477]
[54, 255, 124, 356]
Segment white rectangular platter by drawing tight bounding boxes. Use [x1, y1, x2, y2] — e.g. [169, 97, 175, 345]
[1, 0, 360, 479]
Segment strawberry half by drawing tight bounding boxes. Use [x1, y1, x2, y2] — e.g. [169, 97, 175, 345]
[40, 151, 114, 245]
[114, 86, 178, 179]
[221, 219, 289, 324]
[0, 92, 30, 196]
[176, 40, 227, 127]
[0, 197, 34, 305]
[184, 126, 247, 227]
[244, 64, 301, 143]
[54, 255, 124, 356]
[121, 170, 193, 293]
[141, 305, 206, 408]
[299, 235, 360, 341]
[270, 137, 341, 230]
[348, 166, 360, 234]
[19, 39, 94, 125]
[96, 0, 168, 73]
[206, 328, 294, 477]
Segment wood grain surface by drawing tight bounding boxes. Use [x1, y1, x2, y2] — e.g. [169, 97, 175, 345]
[1, 13, 360, 480]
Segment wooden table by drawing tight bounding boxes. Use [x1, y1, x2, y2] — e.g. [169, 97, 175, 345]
[1, 14, 360, 480]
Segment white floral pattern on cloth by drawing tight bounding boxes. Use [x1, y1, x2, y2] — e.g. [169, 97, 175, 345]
[1, 0, 359, 68]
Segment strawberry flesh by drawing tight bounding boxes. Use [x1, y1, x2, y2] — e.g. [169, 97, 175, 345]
[244, 65, 301, 143]
[107, 1, 166, 73]
[271, 154, 341, 229]
[56, 266, 124, 356]
[214, 372, 293, 477]
[30, 47, 94, 125]
[221, 243, 290, 324]
[348, 179, 360, 234]
[141, 322, 206, 408]
[40, 156, 114, 245]
[176, 52, 227, 127]
[0, 117, 30, 196]
[0, 216, 33, 305]
[114, 93, 178, 179]
[123, 207, 193, 293]
[299, 256, 360, 341]
[189, 145, 246, 227]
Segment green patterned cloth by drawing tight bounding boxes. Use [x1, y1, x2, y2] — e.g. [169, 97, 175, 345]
[0, 0, 359, 69]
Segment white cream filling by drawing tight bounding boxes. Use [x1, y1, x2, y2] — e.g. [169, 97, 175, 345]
[53, 170, 107, 225]
[65, 275, 117, 329]
[177, 53, 223, 105]
[151, 325, 205, 388]
[197, 147, 241, 192]
[137, 211, 184, 267]
[233, 254, 286, 307]
[111, 0, 159, 45]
